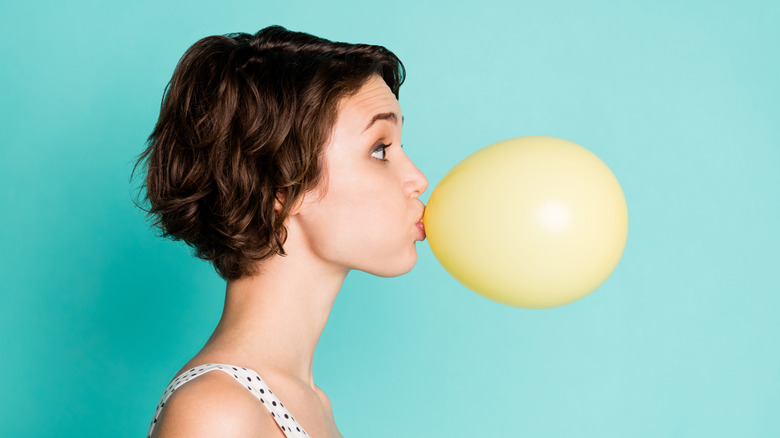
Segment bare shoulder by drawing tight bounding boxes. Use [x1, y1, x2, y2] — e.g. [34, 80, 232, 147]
[151, 370, 285, 438]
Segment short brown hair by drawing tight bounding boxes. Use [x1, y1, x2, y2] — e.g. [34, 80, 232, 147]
[134, 26, 405, 280]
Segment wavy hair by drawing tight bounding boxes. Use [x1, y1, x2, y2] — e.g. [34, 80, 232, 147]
[134, 26, 405, 280]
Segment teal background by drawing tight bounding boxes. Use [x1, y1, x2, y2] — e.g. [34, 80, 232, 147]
[1, 0, 778, 436]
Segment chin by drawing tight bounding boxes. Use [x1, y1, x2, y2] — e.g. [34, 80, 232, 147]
[363, 248, 418, 278]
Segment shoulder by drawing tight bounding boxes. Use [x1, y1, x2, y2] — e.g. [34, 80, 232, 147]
[151, 370, 285, 438]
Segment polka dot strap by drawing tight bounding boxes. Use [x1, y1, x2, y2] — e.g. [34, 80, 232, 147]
[147, 363, 309, 437]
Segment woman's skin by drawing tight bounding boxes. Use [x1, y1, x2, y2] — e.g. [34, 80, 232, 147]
[151, 75, 428, 438]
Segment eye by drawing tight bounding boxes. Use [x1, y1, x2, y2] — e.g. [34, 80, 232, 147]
[371, 143, 390, 161]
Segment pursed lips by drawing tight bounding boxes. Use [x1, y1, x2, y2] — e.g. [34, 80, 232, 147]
[414, 202, 426, 240]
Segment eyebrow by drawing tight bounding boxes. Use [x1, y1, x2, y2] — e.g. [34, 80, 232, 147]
[362, 112, 404, 133]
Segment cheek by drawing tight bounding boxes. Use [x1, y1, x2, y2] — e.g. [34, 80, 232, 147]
[320, 179, 407, 250]
[329, 170, 393, 219]
[297, 162, 414, 270]
[332, 185, 396, 240]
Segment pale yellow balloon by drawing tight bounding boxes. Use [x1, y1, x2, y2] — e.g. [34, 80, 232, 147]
[423, 136, 628, 309]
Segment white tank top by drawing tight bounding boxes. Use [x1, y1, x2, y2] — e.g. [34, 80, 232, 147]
[147, 363, 309, 437]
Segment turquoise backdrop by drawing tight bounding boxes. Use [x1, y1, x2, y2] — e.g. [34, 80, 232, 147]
[1, 0, 778, 436]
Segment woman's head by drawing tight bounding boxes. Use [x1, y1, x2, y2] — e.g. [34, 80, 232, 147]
[136, 26, 406, 280]
[288, 74, 428, 279]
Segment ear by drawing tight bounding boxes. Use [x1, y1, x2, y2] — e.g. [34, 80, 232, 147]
[274, 189, 304, 216]
[273, 191, 285, 212]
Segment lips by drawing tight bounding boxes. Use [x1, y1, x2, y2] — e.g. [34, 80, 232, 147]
[416, 220, 426, 240]
[414, 203, 426, 241]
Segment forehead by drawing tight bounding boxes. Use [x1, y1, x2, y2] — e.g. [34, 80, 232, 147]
[333, 76, 401, 133]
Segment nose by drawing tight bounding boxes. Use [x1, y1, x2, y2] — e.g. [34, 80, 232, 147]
[402, 157, 428, 199]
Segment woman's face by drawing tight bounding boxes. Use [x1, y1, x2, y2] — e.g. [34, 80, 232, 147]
[291, 75, 428, 277]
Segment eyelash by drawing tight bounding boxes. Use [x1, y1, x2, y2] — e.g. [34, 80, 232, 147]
[371, 143, 391, 161]
[371, 143, 404, 162]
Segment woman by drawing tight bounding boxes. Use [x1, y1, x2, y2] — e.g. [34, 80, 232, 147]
[136, 26, 428, 437]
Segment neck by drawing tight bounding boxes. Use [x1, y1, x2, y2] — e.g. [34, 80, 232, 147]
[200, 244, 348, 390]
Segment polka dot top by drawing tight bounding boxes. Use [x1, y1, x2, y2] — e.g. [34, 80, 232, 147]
[147, 363, 309, 437]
